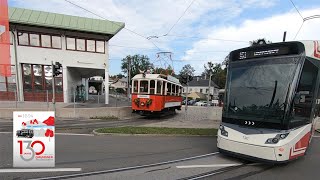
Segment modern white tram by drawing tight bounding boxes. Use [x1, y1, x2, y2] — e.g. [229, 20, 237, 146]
[218, 41, 319, 163]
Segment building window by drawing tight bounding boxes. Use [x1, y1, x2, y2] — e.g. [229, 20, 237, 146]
[96, 41, 105, 53]
[66, 36, 105, 53]
[87, 40, 95, 52]
[22, 63, 63, 93]
[52, 36, 62, 49]
[18, 32, 29, 45]
[66, 37, 76, 50]
[41, 35, 51, 48]
[76, 38, 86, 51]
[200, 89, 203, 93]
[29, 34, 40, 46]
[0, 65, 17, 92]
[18, 31, 62, 49]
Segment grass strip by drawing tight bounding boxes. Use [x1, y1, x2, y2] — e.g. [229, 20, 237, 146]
[96, 126, 217, 136]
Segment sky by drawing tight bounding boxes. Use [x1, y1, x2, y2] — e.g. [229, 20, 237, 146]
[8, 0, 320, 76]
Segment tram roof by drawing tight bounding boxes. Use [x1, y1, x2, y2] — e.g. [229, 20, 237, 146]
[132, 74, 182, 85]
[229, 40, 320, 61]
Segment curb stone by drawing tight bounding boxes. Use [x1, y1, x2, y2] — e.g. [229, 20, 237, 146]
[92, 129, 216, 137]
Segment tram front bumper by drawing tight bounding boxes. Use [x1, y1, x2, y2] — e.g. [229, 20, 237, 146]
[217, 136, 278, 162]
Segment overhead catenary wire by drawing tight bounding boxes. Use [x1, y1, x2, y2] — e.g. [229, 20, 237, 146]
[289, 0, 305, 40]
[163, 34, 249, 43]
[290, 0, 304, 20]
[64, 0, 162, 51]
[163, 0, 196, 36]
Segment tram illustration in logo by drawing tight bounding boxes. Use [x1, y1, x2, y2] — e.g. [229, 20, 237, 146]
[16, 129, 34, 138]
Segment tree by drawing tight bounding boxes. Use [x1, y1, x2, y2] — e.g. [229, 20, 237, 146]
[179, 64, 195, 84]
[202, 62, 226, 88]
[121, 54, 153, 79]
[153, 65, 175, 75]
[250, 38, 272, 46]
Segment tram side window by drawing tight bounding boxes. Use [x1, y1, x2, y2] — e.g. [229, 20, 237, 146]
[140, 80, 149, 94]
[133, 81, 138, 93]
[156, 81, 162, 95]
[176, 86, 179, 96]
[167, 83, 172, 95]
[172, 84, 176, 96]
[292, 59, 318, 123]
[163, 82, 166, 95]
[150, 80, 155, 94]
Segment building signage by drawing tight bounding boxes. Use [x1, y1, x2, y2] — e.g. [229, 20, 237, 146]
[13, 111, 55, 167]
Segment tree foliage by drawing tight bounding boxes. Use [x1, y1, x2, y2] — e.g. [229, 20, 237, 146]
[153, 65, 175, 75]
[249, 38, 272, 46]
[178, 64, 195, 85]
[179, 64, 195, 77]
[121, 54, 153, 79]
[202, 62, 226, 88]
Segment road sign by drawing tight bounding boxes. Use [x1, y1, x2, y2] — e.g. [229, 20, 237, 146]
[13, 112, 55, 167]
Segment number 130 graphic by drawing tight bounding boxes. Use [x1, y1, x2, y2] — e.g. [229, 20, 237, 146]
[18, 140, 45, 161]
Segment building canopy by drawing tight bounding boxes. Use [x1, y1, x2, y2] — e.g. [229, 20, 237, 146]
[9, 7, 125, 36]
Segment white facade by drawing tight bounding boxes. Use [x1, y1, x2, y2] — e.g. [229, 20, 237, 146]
[110, 77, 128, 90]
[9, 27, 110, 104]
[183, 86, 219, 99]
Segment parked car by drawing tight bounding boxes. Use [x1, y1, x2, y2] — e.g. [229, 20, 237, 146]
[187, 99, 196, 105]
[195, 101, 207, 106]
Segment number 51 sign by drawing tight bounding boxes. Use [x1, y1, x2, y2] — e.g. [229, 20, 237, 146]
[13, 112, 55, 167]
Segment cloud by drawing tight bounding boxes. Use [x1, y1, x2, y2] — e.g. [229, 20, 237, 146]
[182, 7, 320, 74]
[10, 0, 280, 75]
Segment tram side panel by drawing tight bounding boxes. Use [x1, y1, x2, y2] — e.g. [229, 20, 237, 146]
[132, 94, 165, 112]
[164, 96, 182, 110]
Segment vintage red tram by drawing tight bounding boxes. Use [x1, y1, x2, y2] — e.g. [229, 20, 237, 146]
[131, 73, 183, 116]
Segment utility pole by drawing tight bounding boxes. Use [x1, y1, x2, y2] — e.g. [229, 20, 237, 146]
[207, 72, 212, 105]
[185, 76, 189, 111]
[127, 57, 131, 99]
[51, 61, 56, 112]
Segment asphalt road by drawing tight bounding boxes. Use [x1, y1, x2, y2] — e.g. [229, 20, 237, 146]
[0, 116, 175, 134]
[0, 132, 319, 180]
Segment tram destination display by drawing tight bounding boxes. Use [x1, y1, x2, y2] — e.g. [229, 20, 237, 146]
[230, 43, 301, 61]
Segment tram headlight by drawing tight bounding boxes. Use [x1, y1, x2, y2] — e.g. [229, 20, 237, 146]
[219, 125, 228, 137]
[272, 138, 279, 143]
[219, 125, 224, 130]
[279, 133, 289, 139]
[265, 132, 289, 144]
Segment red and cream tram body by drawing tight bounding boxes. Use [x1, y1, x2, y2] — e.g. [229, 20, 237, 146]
[218, 41, 320, 163]
[131, 73, 183, 116]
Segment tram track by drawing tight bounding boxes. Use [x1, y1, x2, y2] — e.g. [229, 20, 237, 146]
[31, 152, 221, 180]
[178, 163, 274, 180]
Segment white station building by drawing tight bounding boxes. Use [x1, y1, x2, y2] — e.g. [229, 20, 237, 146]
[0, 7, 124, 104]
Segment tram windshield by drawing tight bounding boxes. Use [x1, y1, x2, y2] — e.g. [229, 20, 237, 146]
[225, 56, 300, 123]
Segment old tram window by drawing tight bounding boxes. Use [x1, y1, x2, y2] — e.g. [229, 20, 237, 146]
[150, 80, 155, 94]
[156, 80, 162, 95]
[140, 80, 149, 94]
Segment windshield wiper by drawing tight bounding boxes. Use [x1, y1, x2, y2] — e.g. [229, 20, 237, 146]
[268, 80, 278, 108]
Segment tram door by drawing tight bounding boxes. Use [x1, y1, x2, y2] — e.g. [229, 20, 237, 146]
[291, 59, 318, 128]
